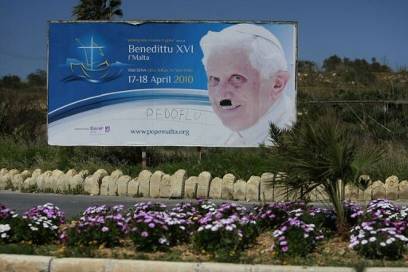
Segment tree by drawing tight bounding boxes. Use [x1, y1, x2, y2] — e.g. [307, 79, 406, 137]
[297, 60, 318, 74]
[27, 69, 46, 86]
[73, 0, 123, 20]
[1, 75, 22, 89]
[322, 55, 342, 72]
[269, 111, 382, 235]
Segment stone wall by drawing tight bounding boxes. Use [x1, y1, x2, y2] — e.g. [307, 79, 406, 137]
[1, 168, 407, 202]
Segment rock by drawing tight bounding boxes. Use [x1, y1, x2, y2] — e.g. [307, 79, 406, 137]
[84, 169, 108, 195]
[273, 173, 287, 201]
[23, 177, 37, 191]
[111, 169, 123, 179]
[233, 179, 246, 201]
[0, 169, 19, 190]
[385, 176, 399, 200]
[44, 169, 64, 192]
[100, 176, 112, 196]
[184, 176, 198, 199]
[196, 171, 212, 198]
[11, 170, 31, 190]
[345, 184, 359, 201]
[69, 170, 88, 193]
[138, 170, 152, 197]
[159, 174, 171, 198]
[101, 172, 121, 196]
[32, 169, 42, 178]
[398, 180, 408, 200]
[260, 173, 274, 202]
[221, 173, 235, 200]
[209, 177, 222, 199]
[24, 169, 42, 190]
[372, 180, 386, 199]
[364, 186, 372, 201]
[56, 169, 77, 193]
[170, 169, 187, 198]
[150, 171, 164, 198]
[36, 171, 52, 191]
[246, 176, 260, 201]
[0, 168, 8, 176]
[128, 178, 140, 197]
[117, 175, 132, 196]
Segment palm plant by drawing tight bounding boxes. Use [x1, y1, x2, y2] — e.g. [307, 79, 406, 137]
[269, 110, 382, 234]
[73, 0, 123, 20]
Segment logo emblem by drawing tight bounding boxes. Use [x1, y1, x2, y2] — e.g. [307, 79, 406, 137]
[62, 36, 126, 83]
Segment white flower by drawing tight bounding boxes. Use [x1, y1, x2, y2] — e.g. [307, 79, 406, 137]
[0, 224, 11, 232]
[386, 239, 393, 244]
[380, 242, 386, 247]
[369, 237, 376, 242]
[361, 240, 368, 245]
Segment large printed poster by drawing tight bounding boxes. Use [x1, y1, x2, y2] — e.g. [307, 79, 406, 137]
[48, 21, 297, 147]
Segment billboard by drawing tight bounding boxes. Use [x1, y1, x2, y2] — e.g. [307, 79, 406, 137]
[48, 21, 297, 147]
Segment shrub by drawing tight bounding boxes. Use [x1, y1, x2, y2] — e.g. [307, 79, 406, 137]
[343, 201, 364, 227]
[349, 221, 408, 260]
[128, 211, 171, 251]
[13, 203, 65, 244]
[192, 203, 258, 259]
[0, 204, 19, 243]
[272, 217, 324, 257]
[65, 205, 128, 247]
[304, 207, 337, 234]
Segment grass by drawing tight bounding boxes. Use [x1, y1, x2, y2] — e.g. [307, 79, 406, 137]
[0, 235, 407, 267]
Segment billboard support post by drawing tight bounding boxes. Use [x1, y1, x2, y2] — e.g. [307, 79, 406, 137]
[141, 149, 147, 169]
[197, 146, 202, 163]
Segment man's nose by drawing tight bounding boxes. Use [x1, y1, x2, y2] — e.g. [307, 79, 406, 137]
[215, 80, 234, 98]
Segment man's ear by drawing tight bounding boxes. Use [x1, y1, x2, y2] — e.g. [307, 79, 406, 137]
[271, 71, 289, 98]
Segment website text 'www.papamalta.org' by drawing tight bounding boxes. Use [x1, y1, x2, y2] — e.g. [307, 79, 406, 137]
[130, 128, 190, 136]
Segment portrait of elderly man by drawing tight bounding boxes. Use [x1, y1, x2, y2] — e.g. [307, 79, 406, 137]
[200, 24, 296, 146]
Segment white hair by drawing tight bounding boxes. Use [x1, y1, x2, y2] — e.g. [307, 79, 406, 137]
[200, 24, 288, 79]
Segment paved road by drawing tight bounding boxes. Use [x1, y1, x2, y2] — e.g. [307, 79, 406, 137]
[2, 190, 407, 219]
[0, 190, 260, 218]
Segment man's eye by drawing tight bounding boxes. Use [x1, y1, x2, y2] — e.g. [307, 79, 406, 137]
[208, 76, 219, 87]
[230, 74, 246, 86]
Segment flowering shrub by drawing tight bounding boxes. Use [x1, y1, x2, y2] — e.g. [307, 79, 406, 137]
[65, 205, 128, 247]
[273, 217, 324, 257]
[128, 210, 171, 251]
[0, 223, 11, 242]
[349, 221, 408, 260]
[344, 200, 364, 227]
[133, 202, 167, 213]
[171, 202, 201, 227]
[0, 204, 18, 221]
[364, 199, 400, 223]
[254, 202, 292, 230]
[15, 203, 65, 244]
[192, 203, 258, 258]
[304, 207, 337, 234]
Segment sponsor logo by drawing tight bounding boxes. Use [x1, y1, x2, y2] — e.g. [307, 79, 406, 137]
[74, 125, 111, 135]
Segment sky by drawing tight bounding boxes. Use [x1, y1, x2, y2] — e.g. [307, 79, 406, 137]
[1, 0, 408, 78]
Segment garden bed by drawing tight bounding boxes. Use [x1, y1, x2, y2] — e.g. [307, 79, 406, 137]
[1, 200, 408, 267]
